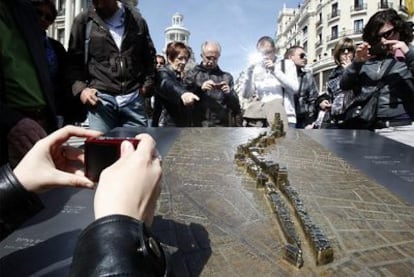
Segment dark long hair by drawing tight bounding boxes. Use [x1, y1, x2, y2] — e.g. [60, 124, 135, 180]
[363, 9, 413, 45]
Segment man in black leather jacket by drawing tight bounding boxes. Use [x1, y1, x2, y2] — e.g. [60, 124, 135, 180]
[184, 41, 242, 126]
[0, 126, 167, 276]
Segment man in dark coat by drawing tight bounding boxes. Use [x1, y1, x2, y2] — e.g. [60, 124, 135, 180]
[184, 41, 242, 126]
[0, 0, 58, 166]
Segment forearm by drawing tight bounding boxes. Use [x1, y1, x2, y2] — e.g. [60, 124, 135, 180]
[0, 164, 43, 240]
[274, 60, 299, 92]
[69, 215, 167, 277]
[405, 46, 414, 75]
[340, 61, 363, 90]
[157, 73, 186, 105]
[274, 71, 299, 92]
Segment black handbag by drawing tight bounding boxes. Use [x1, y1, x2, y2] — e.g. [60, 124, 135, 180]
[343, 59, 396, 129]
[343, 90, 380, 129]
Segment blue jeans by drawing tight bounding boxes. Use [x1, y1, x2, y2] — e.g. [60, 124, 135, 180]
[87, 91, 148, 133]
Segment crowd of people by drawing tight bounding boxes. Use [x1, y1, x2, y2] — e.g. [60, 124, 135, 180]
[1, 0, 414, 275]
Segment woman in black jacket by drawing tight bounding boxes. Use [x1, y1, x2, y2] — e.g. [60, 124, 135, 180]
[155, 42, 201, 127]
[315, 37, 356, 128]
[0, 126, 167, 276]
[340, 9, 414, 129]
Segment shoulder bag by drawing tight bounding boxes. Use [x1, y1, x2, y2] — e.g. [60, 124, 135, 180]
[343, 59, 396, 129]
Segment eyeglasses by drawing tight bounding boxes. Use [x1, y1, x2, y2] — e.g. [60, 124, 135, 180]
[299, 53, 307, 59]
[36, 10, 54, 22]
[377, 28, 395, 40]
[204, 56, 218, 61]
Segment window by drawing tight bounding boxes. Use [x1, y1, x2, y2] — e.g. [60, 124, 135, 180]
[317, 13, 322, 26]
[331, 25, 338, 40]
[354, 19, 364, 33]
[332, 3, 338, 17]
[380, 0, 389, 9]
[354, 0, 364, 10]
[58, 0, 66, 15]
[57, 29, 65, 45]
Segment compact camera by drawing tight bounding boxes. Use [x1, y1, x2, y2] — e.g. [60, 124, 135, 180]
[213, 83, 224, 89]
[84, 137, 139, 182]
[370, 43, 389, 56]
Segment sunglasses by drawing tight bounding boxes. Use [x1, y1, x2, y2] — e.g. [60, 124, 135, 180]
[299, 53, 307, 59]
[376, 28, 395, 41]
[340, 47, 355, 53]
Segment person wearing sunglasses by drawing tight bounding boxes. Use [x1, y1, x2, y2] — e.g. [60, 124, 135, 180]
[285, 46, 319, 129]
[315, 37, 356, 128]
[340, 9, 414, 134]
[240, 36, 299, 130]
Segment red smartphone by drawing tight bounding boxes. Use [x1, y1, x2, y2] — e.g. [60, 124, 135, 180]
[84, 137, 139, 182]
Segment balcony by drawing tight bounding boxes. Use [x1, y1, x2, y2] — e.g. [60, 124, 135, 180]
[378, 2, 393, 9]
[326, 33, 339, 42]
[353, 28, 364, 35]
[316, 19, 322, 27]
[350, 3, 367, 13]
[328, 10, 340, 21]
[315, 39, 323, 49]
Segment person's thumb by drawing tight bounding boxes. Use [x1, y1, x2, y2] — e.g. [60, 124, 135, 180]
[120, 140, 135, 157]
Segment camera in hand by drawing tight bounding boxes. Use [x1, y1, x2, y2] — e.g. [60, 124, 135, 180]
[370, 43, 389, 56]
[213, 83, 224, 89]
[85, 137, 139, 182]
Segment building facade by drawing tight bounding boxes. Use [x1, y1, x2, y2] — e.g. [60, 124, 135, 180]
[274, 0, 412, 92]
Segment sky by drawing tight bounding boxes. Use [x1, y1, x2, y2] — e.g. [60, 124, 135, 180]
[138, 0, 301, 78]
